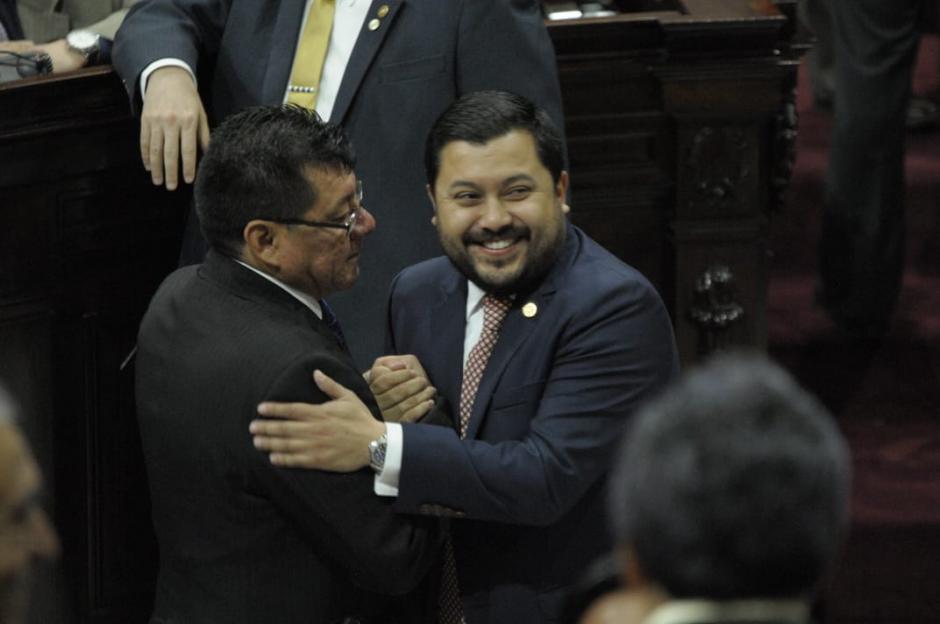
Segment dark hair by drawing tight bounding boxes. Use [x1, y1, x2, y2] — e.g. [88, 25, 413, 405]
[424, 90, 563, 188]
[609, 352, 850, 599]
[194, 105, 356, 256]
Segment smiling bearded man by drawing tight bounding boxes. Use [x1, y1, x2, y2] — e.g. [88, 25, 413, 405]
[431, 126, 569, 297]
[249, 91, 680, 624]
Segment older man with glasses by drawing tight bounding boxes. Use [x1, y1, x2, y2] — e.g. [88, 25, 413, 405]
[133, 104, 441, 624]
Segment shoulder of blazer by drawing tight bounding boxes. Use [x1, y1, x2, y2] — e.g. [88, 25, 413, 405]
[394, 256, 459, 300]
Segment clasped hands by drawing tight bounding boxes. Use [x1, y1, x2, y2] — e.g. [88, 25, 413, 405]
[250, 356, 436, 471]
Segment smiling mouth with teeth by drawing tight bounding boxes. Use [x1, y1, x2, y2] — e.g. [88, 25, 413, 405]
[483, 239, 515, 250]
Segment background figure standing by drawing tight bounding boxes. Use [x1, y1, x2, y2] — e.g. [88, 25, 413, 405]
[799, 0, 939, 127]
[798, 0, 835, 109]
[819, 0, 925, 337]
[112, 0, 565, 366]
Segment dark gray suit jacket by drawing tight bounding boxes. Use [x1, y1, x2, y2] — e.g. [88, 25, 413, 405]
[386, 224, 680, 623]
[135, 251, 439, 623]
[112, 0, 565, 366]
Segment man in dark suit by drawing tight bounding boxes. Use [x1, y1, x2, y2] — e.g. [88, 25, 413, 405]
[111, 0, 564, 366]
[134, 105, 439, 624]
[580, 354, 850, 624]
[250, 91, 679, 623]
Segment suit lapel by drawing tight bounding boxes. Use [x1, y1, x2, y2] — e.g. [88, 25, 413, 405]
[329, 0, 403, 124]
[426, 271, 466, 424]
[464, 288, 552, 440]
[262, 0, 308, 105]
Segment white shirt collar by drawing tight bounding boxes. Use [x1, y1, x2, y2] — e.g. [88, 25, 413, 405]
[643, 599, 809, 624]
[465, 280, 487, 322]
[235, 259, 323, 320]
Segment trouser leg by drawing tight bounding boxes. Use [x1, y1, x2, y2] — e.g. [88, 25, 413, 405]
[820, 0, 923, 331]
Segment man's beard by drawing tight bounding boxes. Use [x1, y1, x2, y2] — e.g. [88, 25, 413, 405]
[442, 222, 565, 297]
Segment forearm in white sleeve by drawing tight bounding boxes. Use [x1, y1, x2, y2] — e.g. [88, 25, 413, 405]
[141, 58, 196, 97]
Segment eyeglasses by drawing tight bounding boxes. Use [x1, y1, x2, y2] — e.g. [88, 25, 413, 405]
[259, 180, 363, 238]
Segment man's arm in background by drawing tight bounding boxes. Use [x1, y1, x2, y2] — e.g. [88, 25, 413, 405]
[112, 0, 227, 189]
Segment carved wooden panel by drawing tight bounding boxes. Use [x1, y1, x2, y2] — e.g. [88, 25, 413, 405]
[550, 0, 799, 364]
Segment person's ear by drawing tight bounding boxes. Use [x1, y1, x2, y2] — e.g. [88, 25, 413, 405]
[620, 543, 647, 588]
[243, 220, 281, 268]
[556, 171, 570, 214]
[427, 184, 439, 227]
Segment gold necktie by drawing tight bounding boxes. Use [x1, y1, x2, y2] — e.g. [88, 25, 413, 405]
[286, 0, 336, 110]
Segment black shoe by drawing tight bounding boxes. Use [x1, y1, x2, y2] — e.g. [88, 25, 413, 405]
[906, 95, 940, 132]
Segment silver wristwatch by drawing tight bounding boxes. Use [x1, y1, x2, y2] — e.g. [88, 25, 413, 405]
[66, 30, 101, 64]
[368, 432, 387, 474]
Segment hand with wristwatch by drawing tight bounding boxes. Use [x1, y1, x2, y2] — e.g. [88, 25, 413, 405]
[41, 29, 101, 73]
[0, 29, 104, 75]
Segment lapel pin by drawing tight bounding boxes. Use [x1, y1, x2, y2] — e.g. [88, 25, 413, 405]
[522, 302, 538, 318]
[377, 4, 390, 17]
[368, 18, 381, 31]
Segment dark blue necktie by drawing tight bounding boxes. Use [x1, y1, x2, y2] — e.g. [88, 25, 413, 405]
[319, 299, 348, 353]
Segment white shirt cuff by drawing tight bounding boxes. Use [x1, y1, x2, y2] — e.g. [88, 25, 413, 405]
[373, 422, 402, 497]
[141, 58, 196, 98]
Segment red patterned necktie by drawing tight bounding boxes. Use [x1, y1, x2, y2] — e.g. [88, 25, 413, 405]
[439, 294, 512, 624]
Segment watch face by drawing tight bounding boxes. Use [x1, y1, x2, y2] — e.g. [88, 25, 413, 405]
[68, 30, 98, 50]
[369, 437, 387, 470]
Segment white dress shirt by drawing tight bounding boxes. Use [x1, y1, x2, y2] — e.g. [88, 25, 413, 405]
[235, 260, 323, 319]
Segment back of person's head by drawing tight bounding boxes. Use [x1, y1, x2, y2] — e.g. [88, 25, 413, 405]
[424, 90, 563, 188]
[195, 105, 356, 257]
[609, 353, 851, 600]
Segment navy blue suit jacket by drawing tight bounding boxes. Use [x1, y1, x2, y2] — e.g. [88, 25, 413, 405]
[112, 0, 564, 366]
[386, 224, 679, 623]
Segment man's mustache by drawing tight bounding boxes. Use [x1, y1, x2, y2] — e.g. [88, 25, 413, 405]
[462, 226, 530, 246]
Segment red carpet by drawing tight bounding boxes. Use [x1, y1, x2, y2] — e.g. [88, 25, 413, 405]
[768, 36, 940, 624]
